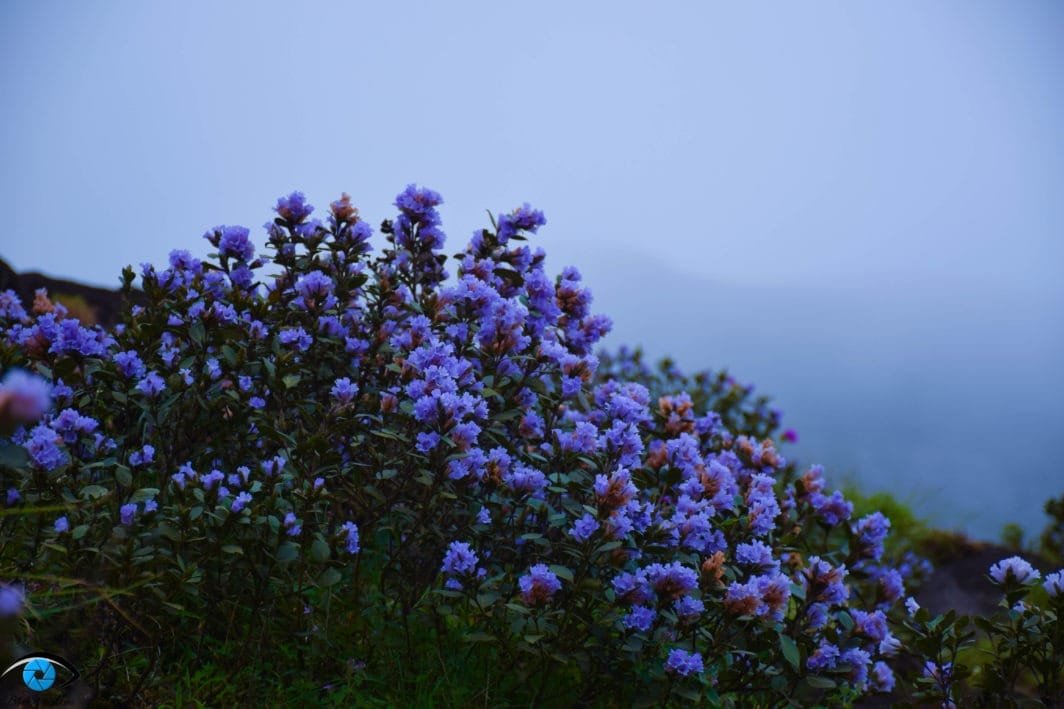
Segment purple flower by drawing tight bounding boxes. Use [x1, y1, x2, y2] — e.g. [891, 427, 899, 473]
[673, 595, 705, 621]
[476, 507, 491, 525]
[841, 648, 872, 688]
[807, 641, 840, 671]
[331, 377, 358, 405]
[129, 444, 155, 467]
[206, 358, 222, 380]
[441, 541, 478, 580]
[415, 431, 440, 454]
[214, 225, 255, 261]
[644, 562, 698, 601]
[23, 424, 67, 471]
[0, 582, 25, 617]
[0, 369, 53, 423]
[261, 455, 285, 477]
[1044, 570, 1064, 597]
[905, 596, 920, 616]
[612, 570, 652, 605]
[275, 191, 314, 224]
[852, 609, 889, 643]
[0, 289, 27, 320]
[853, 512, 891, 561]
[284, 512, 302, 537]
[745, 473, 780, 536]
[568, 514, 600, 543]
[802, 556, 850, 605]
[557, 421, 601, 455]
[5, 488, 20, 506]
[593, 467, 637, 512]
[54, 516, 69, 533]
[810, 490, 854, 527]
[496, 203, 546, 243]
[518, 564, 562, 606]
[755, 572, 792, 621]
[622, 605, 656, 632]
[50, 408, 98, 442]
[113, 350, 146, 379]
[279, 327, 312, 352]
[806, 603, 829, 629]
[341, 521, 360, 554]
[136, 372, 166, 398]
[394, 184, 443, 220]
[877, 568, 904, 607]
[231, 491, 253, 513]
[664, 648, 704, 677]
[871, 661, 895, 693]
[170, 462, 196, 489]
[143, 499, 158, 513]
[503, 464, 547, 496]
[989, 556, 1040, 585]
[294, 270, 336, 310]
[736, 540, 779, 572]
[120, 503, 137, 526]
[923, 660, 953, 695]
[201, 470, 225, 491]
[724, 577, 764, 617]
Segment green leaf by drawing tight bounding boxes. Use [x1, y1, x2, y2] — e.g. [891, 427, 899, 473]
[0, 442, 29, 469]
[80, 485, 109, 499]
[779, 633, 800, 669]
[806, 675, 836, 689]
[71, 524, 89, 540]
[318, 567, 342, 588]
[115, 466, 133, 487]
[463, 632, 496, 643]
[130, 488, 159, 503]
[276, 541, 300, 564]
[156, 523, 181, 541]
[310, 537, 331, 563]
[221, 545, 243, 555]
[549, 565, 574, 582]
[282, 373, 302, 389]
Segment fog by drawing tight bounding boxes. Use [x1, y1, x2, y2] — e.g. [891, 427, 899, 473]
[2, 1, 1062, 538]
[573, 245, 1064, 538]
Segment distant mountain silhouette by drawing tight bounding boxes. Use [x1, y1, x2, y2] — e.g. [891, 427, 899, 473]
[0, 257, 139, 327]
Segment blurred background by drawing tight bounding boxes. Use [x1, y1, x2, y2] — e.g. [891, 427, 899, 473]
[1, 1, 1061, 539]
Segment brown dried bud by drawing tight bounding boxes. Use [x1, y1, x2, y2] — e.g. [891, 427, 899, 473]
[701, 551, 726, 587]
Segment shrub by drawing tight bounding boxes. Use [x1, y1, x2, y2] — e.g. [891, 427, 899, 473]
[0, 186, 1055, 705]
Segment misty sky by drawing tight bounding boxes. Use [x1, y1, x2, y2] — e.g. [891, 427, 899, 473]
[2, 1, 1062, 538]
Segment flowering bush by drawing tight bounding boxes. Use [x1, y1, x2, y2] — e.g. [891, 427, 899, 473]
[0, 186, 1056, 704]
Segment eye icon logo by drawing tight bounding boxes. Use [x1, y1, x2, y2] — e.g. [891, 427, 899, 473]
[23, 658, 55, 691]
[1, 653, 79, 693]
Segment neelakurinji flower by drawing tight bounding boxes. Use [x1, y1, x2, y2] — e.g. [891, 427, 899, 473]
[989, 556, 1041, 586]
[0, 582, 25, 617]
[340, 521, 360, 554]
[664, 648, 704, 677]
[518, 564, 561, 606]
[0, 185, 938, 703]
[1044, 570, 1064, 597]
[0, 368, 52, 424]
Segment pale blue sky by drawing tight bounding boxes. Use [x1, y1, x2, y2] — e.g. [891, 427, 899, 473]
[2, 1, 1062, 537]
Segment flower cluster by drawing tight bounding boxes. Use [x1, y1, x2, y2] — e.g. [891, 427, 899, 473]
[0, 186, 935, 703]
